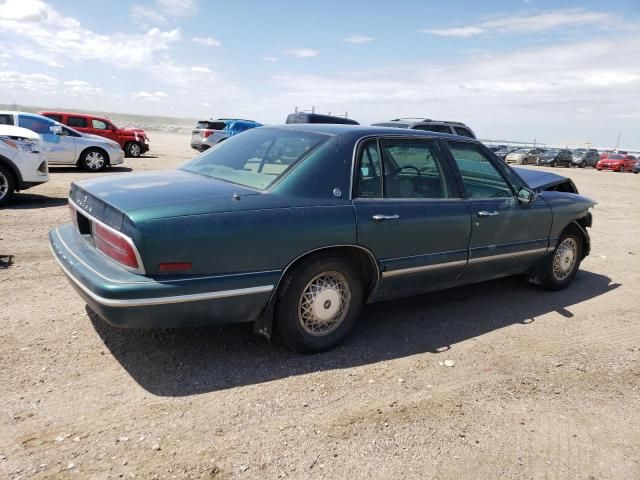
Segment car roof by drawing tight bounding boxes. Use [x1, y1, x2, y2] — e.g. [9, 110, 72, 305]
[41, 111, 109, 121]
[260, 123, 476, 142]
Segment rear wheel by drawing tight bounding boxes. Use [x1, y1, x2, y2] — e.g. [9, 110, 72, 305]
[80, 148, 107, 171]
[0, 165, 16, 206]
[275, 255, 363, 353]
[125, 142, 142, 158]
[534, 227, 583, 290]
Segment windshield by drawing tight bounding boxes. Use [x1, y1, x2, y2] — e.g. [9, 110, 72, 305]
[608, 154, 624, 159]
[372, 123, 410, 129]
[181, 128, 329, 190]
[573, 149, 586, 155]
[544, 150, 559, 155]
[513, 148, 529, 153]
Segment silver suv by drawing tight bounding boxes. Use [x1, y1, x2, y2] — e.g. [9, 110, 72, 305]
[371, 118, 476, 139]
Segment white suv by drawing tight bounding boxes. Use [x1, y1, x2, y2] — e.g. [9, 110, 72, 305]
[0, 125, 49, 205]
[0, 111, 124, 171]
[371, 118, 477, 138]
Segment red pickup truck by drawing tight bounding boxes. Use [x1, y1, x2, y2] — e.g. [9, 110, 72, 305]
[39, 111, 150, 157]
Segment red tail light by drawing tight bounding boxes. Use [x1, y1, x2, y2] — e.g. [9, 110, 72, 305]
[92, 222, 140, 269]
[202, 130, 214, 138]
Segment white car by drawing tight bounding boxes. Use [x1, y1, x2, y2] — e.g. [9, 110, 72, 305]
[0, 111, 124, 171]
[0, 125, 49, 205]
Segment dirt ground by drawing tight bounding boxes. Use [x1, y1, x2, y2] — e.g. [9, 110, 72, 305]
[1, 132, 638, 479]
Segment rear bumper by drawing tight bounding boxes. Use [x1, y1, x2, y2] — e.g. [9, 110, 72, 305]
[49, 224, 277, 329]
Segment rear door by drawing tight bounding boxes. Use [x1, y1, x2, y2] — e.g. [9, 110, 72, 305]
[67, 115, 90, 134]
[353, 137, 471, 300]
[444, 140, 552, 283]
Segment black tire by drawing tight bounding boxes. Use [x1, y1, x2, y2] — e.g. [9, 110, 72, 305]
[275, 255, 364, 353]
[80, 148, 108, 171]
[619, 166, 625, 173]
[0, 164, 16, 206]
[551, 160, 557, 167]
[534, 226, 583, 291]
[580, 161, 586, 168]
[125, 142, 142, 158]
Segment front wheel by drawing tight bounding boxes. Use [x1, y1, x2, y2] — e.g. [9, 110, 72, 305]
[551, 160, 557, 167]
[580, 161, 586, 168]
[534, 227, 583, 290]
[275, 255, 363, 353]
[80, 148, 108, 171]
[125, 142, 142, 158]
[0, 165, 16, 206]
[619, 166, 625, 173]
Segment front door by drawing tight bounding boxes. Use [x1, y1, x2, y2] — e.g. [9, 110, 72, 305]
[445, 141, 552, 283]
[353, 137, 471, 300]
[89, 118, 119, 142]
[18, 114, 76, 164]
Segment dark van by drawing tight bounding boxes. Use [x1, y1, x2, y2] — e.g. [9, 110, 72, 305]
[285, 113, 359, 125]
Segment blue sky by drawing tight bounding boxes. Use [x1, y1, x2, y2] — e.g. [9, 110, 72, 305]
[0, 0, 639, 148]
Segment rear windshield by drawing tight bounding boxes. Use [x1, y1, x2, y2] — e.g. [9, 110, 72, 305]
[196, 121, 226, 130]
[182, 128, 329, 190]
[608, 154, 623, 159]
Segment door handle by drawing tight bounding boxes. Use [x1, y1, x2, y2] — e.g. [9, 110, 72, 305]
[477, 210, 499, 217]
[372, 214, 400, 222]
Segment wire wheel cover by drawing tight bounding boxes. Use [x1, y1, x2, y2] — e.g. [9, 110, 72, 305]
[298, 271, 351, 336]
[553, 237, 578, 281]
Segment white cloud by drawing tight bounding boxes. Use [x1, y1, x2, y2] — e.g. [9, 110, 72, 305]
[130, 0, 196, 25]
[64, 79, 103, 96]
[262, 56, 278, 62]
[0, 70, 57, 92]
[133, 90, 168, 101]
[286, 48, 319, 58]
[192, 36, 221, 47]
[0, 0, 48, 22]
[421, 9, 615, 37]
[190, 66, 211, 73]
[269, 36, 640, 145]
[0, 2, 181, 69]
[343, 35, 374, 44]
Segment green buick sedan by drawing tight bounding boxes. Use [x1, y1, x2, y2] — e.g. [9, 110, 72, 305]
[50, 125, 595, 352]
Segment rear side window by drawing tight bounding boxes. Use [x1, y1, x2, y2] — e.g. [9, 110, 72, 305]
[18, 114, 56, 134]
[43, 114, 62, 122]
[412, 124, 452, 134]
[355, 141, 383, 198]
[92, 119, 108, 129]
[0, 114, 13, 125]
[447, 142, 513, 199]
[68, 116, 88, 128]
[454, 127, 475, 138]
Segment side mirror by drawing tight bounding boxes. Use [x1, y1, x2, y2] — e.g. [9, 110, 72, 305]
[50, 125, 63, 135]
[517, 187, 536, 205]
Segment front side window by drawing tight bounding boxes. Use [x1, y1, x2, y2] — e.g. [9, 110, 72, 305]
[92, 119, 108, 129]
[0, 114, 13, 125]
[18, 114, 56, 134]
[354, 138, 451, 199]
[182, 128, 328, 190]
[447, 142, 514, 199]
[68, 116, 87, 128]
